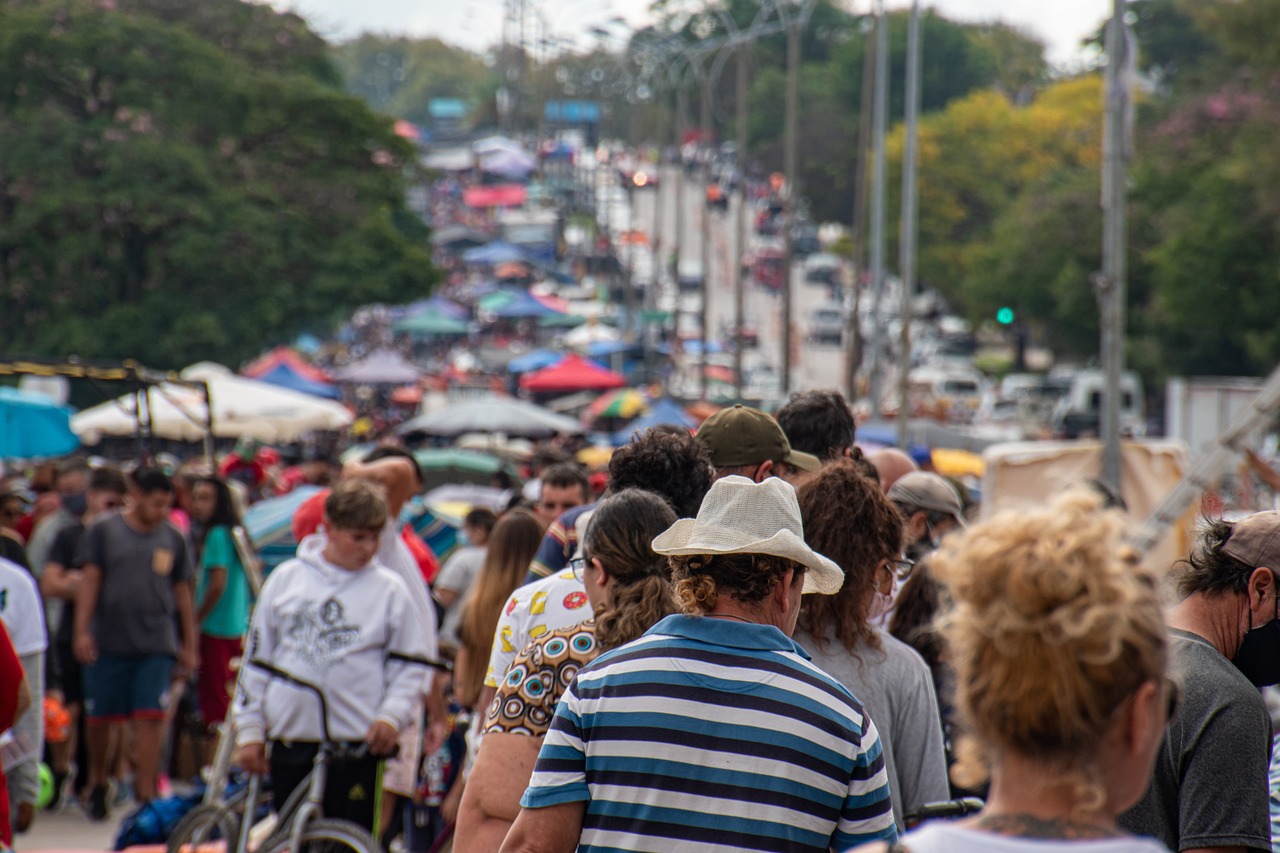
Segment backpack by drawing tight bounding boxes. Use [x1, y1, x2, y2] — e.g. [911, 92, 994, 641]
[113, 792, 202, 849]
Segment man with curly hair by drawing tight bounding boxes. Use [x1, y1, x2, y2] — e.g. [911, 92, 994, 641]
[502, 476, 897, 853]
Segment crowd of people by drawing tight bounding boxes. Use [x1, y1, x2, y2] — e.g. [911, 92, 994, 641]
[1, 387, 1279, 853]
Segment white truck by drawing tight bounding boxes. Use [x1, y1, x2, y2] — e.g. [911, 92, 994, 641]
[1165, 376, 1266, 461]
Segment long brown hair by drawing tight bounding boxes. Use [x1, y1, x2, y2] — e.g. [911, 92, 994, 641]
[582, 490, 678, 651]
[796, 459, 905, 653]
[456, 509, 543, 704]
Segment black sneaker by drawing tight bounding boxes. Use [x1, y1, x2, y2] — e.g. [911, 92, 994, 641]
[45, 770, 67, 811]
[86, 784, 109, 821]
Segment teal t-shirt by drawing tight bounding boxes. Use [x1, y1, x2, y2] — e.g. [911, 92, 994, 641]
[196, 525, 250, 639]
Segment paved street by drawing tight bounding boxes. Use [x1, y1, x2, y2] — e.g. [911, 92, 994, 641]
[14, 807, 122, 852]
[630, 164, 851, 402]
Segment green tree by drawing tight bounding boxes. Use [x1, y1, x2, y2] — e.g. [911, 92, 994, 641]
[331, 35, 493, 127]
[0, 0, 435, 369]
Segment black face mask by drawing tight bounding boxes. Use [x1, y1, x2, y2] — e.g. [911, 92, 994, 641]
[62, 492, 87, 517]
[1233, 595, 1280, 687]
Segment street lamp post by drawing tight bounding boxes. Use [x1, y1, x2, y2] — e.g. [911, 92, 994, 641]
[895, 0, 921, 449]
[867, 0, 889, 418]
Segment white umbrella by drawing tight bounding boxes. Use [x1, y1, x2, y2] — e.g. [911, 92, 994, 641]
[72, 363, 353, 445]
[563, 321, 621, 346]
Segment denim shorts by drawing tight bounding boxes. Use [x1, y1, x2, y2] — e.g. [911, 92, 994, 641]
[83, 654, 175, 722]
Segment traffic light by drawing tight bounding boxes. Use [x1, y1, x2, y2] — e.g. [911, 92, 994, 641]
[996, 307, 1015, 325]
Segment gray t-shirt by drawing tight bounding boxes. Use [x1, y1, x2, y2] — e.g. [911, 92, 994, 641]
[1119, 629, 1273, 852]
[78, 513, 192, 657]
[796, 624, 950, 828]
[435, 546, 486, 646]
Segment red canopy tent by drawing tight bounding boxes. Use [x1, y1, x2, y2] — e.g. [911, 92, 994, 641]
[242, 347, 331, 383]
[519, 354, 626, 393]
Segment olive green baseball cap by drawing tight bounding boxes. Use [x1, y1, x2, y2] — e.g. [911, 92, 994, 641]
[696, 405, 821, 473]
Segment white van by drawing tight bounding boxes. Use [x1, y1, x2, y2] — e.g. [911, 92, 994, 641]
[1052, 369, 1146, 438]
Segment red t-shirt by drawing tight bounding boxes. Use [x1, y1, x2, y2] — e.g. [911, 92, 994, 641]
[291, 491, 438, 584]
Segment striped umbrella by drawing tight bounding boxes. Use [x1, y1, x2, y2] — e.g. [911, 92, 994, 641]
[588, 388, 649, 420]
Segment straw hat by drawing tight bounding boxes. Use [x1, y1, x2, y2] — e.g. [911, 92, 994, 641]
[651, 476, 843, 595]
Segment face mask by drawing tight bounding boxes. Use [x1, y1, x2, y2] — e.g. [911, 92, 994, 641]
[1234, 596, 1280, 687]
[868, 589, 894, 621]
[62, 492, 87, 517]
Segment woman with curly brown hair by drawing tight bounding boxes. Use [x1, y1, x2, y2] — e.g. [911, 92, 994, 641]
[857, 488, 1174, 853]
[455, 489, 678, 852]
[794, 460, 949, 829]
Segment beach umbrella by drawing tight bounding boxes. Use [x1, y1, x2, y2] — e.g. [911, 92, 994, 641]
[413, 448, 515, 489]
[331, 350, 421, 385]
[394, 311, 469, 337]
[588, 388, 649, 420]
[254, 363, 341, 400]
[507, 350, 564, 374]
[0, 387, 79, 459]
[462, 241, 531, 265]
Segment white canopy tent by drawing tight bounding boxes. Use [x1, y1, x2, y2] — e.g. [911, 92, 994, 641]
[72, 362, 353, 445]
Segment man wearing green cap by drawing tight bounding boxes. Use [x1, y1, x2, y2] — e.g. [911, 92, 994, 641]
[695, 404, 820, 485]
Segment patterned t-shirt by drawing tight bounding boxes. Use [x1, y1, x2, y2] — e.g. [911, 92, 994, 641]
[483, 570, 594, 689]
[485, 620, 597, 737]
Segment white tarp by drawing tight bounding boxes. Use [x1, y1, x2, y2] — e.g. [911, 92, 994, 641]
[72, 362, 352, 444]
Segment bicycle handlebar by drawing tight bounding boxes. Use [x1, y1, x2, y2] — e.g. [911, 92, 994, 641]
[903, 797, 985, 826]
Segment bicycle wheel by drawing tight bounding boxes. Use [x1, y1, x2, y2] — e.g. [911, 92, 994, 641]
[258, 817, 380, 853]
[166, 803, 242, 853]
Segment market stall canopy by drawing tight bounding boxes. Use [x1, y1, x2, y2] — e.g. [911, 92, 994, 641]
[520, 354, 626, 393]
[242, 347, 330, 383]
[0, 387, 79, 459]
[612, 397, 698, 444]
[430, 226, 490, 249]
[413, 448, 516, 489]
[473, 136, 536, 179]
[507, 349, 564, 374]
[463, 184, 528, 208]
[72, 362, 353, 444]
[254, 363, 341, 400]
[396, 395, 584, 439]
[484, 288, 566, 320]
[331, 349, 422, 385]
[462, 240, 533, 266]
[564, 322, 621, 346]
[393, 310, 470, 337]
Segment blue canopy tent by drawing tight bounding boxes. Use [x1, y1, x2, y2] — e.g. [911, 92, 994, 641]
[462, 240, 532, 266]
[507, 350, 564, 374]
[0, 387, 79, 459]
[255, 363, 341, 400]
[489, 289, 566, 320]
[612, 398, 697, 444]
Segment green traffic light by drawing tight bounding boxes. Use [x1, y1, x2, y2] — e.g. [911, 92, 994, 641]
[996, 307, 1015, 325]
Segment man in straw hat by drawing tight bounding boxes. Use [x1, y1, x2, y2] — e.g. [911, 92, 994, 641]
[500, 476, 898, 853]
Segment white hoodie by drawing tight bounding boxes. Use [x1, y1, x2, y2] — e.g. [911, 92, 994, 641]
[234, 533, 431, 747]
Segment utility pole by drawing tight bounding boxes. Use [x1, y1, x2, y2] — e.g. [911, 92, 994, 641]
[846, 11, 876, 401]
[700, 65, 713, 401]
[867, 0, 889, 418]
[674, 83, 686, 331]
[733, 43, 750, 400]
[781, 15, 800, 397]
[1100, 0, 1129, 491]
[896, 0, 921, 449]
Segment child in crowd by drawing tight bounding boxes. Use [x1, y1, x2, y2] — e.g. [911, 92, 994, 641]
[232, 480, 430, 838]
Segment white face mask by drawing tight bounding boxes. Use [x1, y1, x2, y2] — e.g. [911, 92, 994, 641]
[868, 589, 894, 620]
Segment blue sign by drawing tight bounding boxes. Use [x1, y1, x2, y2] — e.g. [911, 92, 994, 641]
[544, 100, 601, 123]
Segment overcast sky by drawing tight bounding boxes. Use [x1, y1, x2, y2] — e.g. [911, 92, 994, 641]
[270, 0, 1113, 66]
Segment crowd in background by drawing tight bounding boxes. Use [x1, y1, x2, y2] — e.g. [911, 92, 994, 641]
[0, 388, 1279, 852]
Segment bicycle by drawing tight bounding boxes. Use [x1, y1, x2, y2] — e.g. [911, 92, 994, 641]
[168, 653, 449, 853]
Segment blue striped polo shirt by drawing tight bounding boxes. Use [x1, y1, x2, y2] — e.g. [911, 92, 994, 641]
[521, 614, 898, 852]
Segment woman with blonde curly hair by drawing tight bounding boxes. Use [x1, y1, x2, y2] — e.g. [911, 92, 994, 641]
[794, 460, 949, 829]
[454, 489, 678, 852]
[858, 488, 1174, 852]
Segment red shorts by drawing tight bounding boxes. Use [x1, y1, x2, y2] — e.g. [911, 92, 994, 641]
[198, 634, 243, 727]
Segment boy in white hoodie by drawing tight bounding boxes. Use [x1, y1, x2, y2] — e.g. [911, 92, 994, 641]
[233, 480, 430, 837]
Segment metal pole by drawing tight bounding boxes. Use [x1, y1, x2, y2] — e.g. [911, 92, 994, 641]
[734, 43, 750, 400]
[846, 11, 876, 401]
[896, 0, 921, 449]
[867, 0, 889, 418]
[1100, 0, 1128, 491]
[674, 85, 686, 325]
[781, 17, 800, 397]
[700, 66, 713, 401]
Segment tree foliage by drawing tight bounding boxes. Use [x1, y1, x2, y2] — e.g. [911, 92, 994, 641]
[331, 35, 493, 128]
[0, 0, 435, 369]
